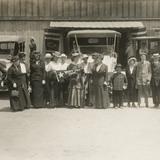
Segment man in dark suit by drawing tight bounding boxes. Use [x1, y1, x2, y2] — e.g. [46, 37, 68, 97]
[151, 53, 160, 108]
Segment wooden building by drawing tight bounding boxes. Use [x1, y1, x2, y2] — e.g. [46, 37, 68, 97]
[0, 0, 159, 54]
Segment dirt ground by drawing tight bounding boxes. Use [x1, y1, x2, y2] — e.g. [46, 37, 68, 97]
[0, 98, 160, 160]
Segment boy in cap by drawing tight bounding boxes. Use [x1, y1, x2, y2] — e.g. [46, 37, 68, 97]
[111, 64, 128, 108]
[136, 52, 151, 107]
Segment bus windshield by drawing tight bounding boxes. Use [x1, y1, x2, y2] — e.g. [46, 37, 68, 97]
[70, 37, 116, 55]
[0, 42, 15, 56]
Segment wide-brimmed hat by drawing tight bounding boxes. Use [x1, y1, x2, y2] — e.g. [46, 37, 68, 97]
[92, 52, 99, 57]
[71, 52, 80, 57]
[45, 53, 52, 59]
[128, 56, 137, 64]
[91, 52, 99, 59]
[61, 53, 67, 58]
[53, 51, 61, 57]
[18, 52, 26, 58]
[115, 63, 122, 69]
[82, 54, 89, 59]
[11, 55, 19, 62]
[152, 53, 160, 59]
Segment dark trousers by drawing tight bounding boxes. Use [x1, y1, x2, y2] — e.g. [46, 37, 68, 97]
[151, 82, 160, 106]
[113, 90, 123, 107]
[58, 81, 69, 106]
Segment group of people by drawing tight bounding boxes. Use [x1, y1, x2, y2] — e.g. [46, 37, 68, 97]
[5, 44, 160, 111]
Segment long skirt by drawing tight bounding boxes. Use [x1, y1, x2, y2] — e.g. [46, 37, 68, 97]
[88, 78, 95, 106]
[127, 80, 138, 103]
[68, 85, 83, 108]
[31, 80, 44, 108]
[94, 85, 109, 109]
[9, 86, 31, 111]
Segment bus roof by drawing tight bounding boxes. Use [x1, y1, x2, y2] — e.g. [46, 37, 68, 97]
[0, 35, 25, 43]
[131, 36, 160, 40]
[67, 30, 121, 38]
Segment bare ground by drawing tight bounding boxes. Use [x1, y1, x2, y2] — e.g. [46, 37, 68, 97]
[0, 99, 160, 160]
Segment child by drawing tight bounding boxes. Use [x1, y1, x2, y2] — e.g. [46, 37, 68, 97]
[111, 64, 128, 108]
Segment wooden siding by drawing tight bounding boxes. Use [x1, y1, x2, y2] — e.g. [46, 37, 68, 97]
[0, 0, 159, 20]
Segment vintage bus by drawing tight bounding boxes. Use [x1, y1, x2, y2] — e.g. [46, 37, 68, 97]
[44, 29, 121, 71]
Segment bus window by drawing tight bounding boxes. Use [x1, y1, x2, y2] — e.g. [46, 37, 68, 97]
[45, 39, 59, 52]
[14, 43, 19, 55]
[0, 42, 15, 59]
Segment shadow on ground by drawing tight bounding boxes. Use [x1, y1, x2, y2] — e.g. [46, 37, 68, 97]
[0, 107, 11, 112]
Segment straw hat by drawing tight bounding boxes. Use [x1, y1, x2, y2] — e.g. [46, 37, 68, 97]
[44, 53, 52, 59]
[53, 51, 61, 57]
[152, 53, 160, 59]
[82, 54, 89, 59]
[72, 52, 80, 57]
[61, 53, 67, 58]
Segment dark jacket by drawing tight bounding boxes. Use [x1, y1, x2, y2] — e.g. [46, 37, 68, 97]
[92, 63, 108, 86]
[126, 65, 137, 88]
[30, 60, 45, 81]
[111, 72, 128, 91]
[151, 62, 160, 86]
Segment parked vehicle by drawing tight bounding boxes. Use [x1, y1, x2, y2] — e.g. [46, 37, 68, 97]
[131, 36, 160, 60]
[0, 35, 25, 91]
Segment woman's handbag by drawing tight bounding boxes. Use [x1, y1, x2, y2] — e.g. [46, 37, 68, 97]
[11, 90, 19, 97]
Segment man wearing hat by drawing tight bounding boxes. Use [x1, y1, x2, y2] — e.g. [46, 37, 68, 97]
[56, 53, 69, 106]
[126, 56, 138, 107]
[151, 53, 160, 107]
[19, 52, 26, 63]
[44, 53, 52, 72]
[110, 64, 128, 108]
[60, 53, 69, 70]
[46, 51, 62, 107]
[136, 52, 151, 107]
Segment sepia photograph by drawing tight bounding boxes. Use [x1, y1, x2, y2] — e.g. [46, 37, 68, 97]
[0, 0, 160, 159]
